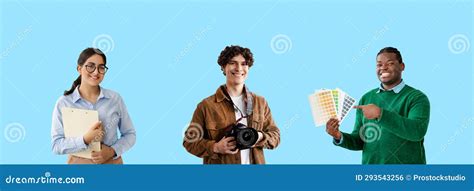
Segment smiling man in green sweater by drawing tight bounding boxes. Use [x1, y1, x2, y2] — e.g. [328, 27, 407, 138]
[326, 47, 430, 164]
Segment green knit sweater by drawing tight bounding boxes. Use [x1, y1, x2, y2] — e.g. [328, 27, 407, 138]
[337, 85, 430, 164]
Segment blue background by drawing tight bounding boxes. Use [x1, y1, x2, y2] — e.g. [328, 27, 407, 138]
[0, 0, 472, 164]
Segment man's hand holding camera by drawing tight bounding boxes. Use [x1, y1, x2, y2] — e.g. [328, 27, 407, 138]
[213, 137, 238, 154]
[212, 132, 263, 154]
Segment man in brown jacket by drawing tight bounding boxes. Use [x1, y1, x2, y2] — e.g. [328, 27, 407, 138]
[183, 45, 280, 164]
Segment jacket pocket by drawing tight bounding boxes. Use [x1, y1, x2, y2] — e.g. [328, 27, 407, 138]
[206, 122, 227, 141]
[251, 114, 264, 131]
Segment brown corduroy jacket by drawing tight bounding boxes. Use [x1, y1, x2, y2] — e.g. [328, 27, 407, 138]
[183, 85, 280, 164]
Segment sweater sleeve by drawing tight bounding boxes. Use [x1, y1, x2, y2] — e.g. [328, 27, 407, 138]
[335, 100, 365, 150]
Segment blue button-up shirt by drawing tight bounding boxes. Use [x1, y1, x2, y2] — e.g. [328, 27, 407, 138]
[51, 86, 136, 158]
[376, 79, 405, 94]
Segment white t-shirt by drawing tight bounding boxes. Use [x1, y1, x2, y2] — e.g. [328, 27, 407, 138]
[230, 94, 250, 165]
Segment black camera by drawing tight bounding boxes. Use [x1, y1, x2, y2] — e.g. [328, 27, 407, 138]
[225, 123, 258, 150]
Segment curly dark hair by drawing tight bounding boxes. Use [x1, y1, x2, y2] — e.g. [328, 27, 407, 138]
[217, 45, 254, 75]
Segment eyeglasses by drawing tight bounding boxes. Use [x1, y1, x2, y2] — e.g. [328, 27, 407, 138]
[84, 64, 108, 74]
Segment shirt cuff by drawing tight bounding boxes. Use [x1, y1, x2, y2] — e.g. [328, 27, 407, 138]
[74, 136, 88, 150]
[333, 135, 344, 145]
[206, 141, 220, 159]
[253, 131, 266, 148]
[110, 145, 121, 160]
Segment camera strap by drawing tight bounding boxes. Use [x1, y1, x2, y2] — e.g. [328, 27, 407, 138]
[221, 84, 253, 123]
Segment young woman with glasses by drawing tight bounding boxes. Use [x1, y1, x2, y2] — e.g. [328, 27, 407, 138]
[51, 48, 136, 164]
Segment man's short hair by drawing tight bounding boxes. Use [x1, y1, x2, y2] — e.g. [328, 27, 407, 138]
[217, 45, 254, 72]
[377, 47, 403, 64]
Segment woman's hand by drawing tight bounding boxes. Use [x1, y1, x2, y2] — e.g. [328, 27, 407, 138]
[83, 121, 104, 145]
[91, 144, 116, 164]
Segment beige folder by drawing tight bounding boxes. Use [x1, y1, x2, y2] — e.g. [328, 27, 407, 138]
[61, 107, 101, 159]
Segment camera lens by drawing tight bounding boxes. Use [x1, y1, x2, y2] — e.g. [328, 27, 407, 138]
[236, 128, 258, 149]
[225, 123, 258, 150]
[242, 131, 252, 141]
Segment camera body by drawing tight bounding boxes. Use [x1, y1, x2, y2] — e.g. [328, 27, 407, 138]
[225, 123, 258, 150]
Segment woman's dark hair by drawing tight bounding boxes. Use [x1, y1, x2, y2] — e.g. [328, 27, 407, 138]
[217, 45, 254, 75]
[63, 48, 107, 96]
[377, 47, 403, 64]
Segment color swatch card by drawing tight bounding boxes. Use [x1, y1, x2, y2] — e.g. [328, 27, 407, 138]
[308, 88, 356, 127]
[335, 88, 356, 123]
